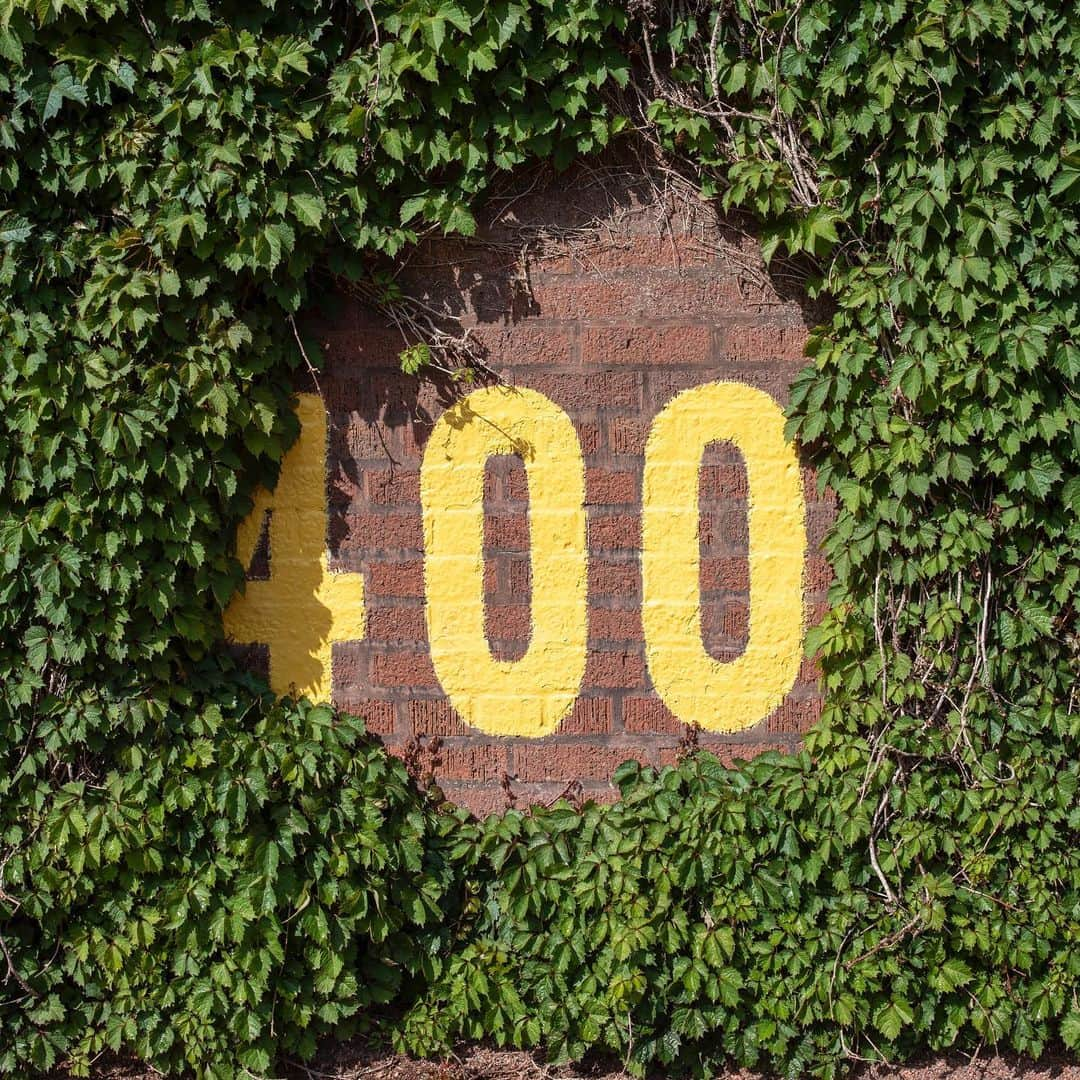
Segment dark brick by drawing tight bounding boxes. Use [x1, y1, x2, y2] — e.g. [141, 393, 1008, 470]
[583, 649, 646, 690]
[514, 744, 650, 782]
[557, 697, 614, 735]
[367, 561, 426, 598]
[370, 651, 439, 689]
[581, 324, 712, 366]
[622, 696, 682, 735]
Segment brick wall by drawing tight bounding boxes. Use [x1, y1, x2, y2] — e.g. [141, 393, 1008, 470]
[292, 167, 834, 816]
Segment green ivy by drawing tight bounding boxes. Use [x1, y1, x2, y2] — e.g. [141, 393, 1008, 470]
[0, 0, 1077, 1076]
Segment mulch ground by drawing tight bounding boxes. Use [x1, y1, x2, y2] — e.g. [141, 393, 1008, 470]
[76, 1043, 1080, 1080]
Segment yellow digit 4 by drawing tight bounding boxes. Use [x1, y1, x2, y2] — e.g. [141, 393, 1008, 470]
[223, 393, 365, 701]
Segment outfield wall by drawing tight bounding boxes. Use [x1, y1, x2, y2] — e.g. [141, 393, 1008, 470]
[227, 168, 834, 815]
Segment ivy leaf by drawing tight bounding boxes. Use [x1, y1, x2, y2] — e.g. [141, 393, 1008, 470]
[0, 214, 32, 243]
[1062, 476, 1080, 516]
[24, 625, 49, 671]
[930, 957, 973, 992]
[874, 998, 914, 1040]
[381, 127, 406, 162]
[31, 64, 88, 122]
[291, 193, 326, 229]
[1063, 1012, 1080, 1050]
[443, 202, 476, 236]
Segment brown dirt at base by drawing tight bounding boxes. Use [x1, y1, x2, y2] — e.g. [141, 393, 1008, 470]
[73, 1045, 1080, 1080]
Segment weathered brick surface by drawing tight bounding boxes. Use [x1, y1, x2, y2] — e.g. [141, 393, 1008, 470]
[288, 164, 834, 812]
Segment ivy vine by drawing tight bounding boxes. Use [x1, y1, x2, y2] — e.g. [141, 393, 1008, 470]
[0, 0, 1077, 1077]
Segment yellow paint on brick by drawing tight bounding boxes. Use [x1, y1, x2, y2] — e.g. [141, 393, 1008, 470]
[223, 393, 365, 702]
[421, 386, 588, 736]
[642, 381, 806, 732]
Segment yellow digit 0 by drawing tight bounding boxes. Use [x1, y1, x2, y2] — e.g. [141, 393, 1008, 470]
[642, 381, 806, 732]
[421, 386, 588, 737]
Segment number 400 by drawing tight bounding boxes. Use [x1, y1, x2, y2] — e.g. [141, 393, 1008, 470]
[225, 382, 807, 739]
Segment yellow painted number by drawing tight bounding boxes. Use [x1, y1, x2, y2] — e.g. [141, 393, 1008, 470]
[641, 381, 806, 732]
[223, 393, 365, 702]
[226, 384, 806, 735]
[421, 386, 588, 737]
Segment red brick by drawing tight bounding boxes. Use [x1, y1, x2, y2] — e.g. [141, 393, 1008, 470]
[331, 645, 366, 687]
[514, 744, 650, 782]
[507, 557, 532, 597]
[576, 421, 601, 455]
[439, 744, 508, 781]
[334, 698, 396, 736]
[532, 272, 780, 322]
[345, 419, 405, 461]
[581, 324, 711, 366]
[485, 514, 529, 551]
[469, 324, 576, 368]
[610, 416, 647, 455]
[358, 372, 431, 407]
[365, 468, 420, 506]
[557, 696, 614, 735]
[723, 600, 748, 639]
[367, 561, 425, 598]
[700, 509, 748, 547]
[806, 554, 833, 591]
[658, 742, 789, 769]
[529, 278, 628, 320]
[622, 696, 682, 734]
[807, 502, 835, 547]
[366, 605, 428, 643]
[700, 601, 725, 640]
[265, 166, 834, 809]
[699, 464, 748, 498]
[647, 368, 721, 404]
[525, 371, 642, 410]
[702, 440, 745, 467]
[588, 559, 638, 597]
[328, 468, 362, 506]
[442, 784, 513, 819]
[409, 699, 470, 737]
[501, 464, 530, 502]
[485, 603, 532, 642]
[719, 323, 808, 362]
[767, 697, 822, 734]
[698, 599, 748, 648]
[586, 468, 638, 506]
[407, 237, 509, 274]
[583, 649, 646, 689]
[578, 785, 622, 806]
[552, 235, 716, 272]
[322, 328, 403, 368]
[347, 512, 424, 552]
[589, 607, 643, 643]
[588, 512, 640, 551]
[701, 556, 750, 592]
[370, 650, 439, 689]
[799, 655, 822, 683]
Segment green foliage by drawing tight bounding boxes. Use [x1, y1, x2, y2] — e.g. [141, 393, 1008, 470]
[0, 670, 472, 1076]
[401, 741, 1080, 1075]
[0, 0, 1077, 1076]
